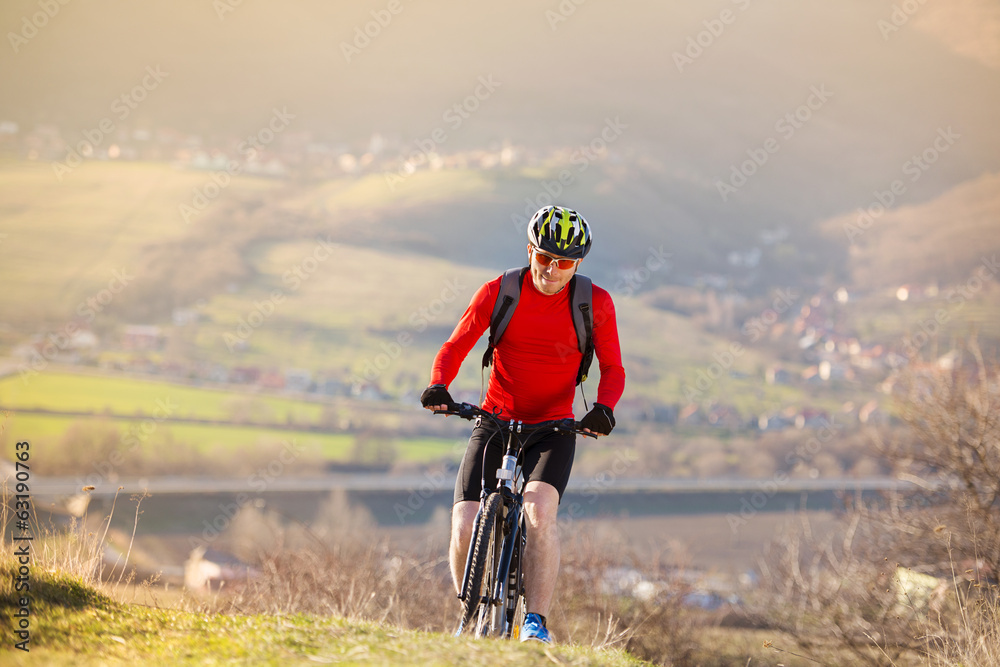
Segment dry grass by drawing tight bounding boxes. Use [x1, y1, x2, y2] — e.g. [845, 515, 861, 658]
[204, 501, 715, 665]
[188, 487, 691, 649]
[746, 344, 1000, 667]
[44, 493, 134, 587]
[6, 349, 998, 667]
[554, 531, 702, 664]
[0, 478, 185, 613]
[9, 478, 995, 666]
[748, 508, 1000, 666]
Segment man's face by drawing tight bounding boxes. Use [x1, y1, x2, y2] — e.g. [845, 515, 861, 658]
[528, 244, 579, 295]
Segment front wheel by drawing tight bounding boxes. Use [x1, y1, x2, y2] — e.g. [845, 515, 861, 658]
[459, 493, 504, 634]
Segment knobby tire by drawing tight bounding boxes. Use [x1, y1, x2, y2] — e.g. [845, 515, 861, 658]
[460, 492, 504, 633]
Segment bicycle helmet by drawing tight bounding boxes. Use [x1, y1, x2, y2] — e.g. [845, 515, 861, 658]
[527, 205, 593, 260]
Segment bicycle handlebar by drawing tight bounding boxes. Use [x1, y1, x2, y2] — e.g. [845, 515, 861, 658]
[432, 402, 598, 438]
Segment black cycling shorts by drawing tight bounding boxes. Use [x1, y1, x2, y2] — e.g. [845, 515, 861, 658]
[453, 423, 576, 504]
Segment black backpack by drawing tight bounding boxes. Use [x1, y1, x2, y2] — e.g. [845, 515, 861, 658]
[480, 267, 594, 385]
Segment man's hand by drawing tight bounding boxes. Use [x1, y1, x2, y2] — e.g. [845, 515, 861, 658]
[420, 384, 454, 411]
[579, 403, 615, 436]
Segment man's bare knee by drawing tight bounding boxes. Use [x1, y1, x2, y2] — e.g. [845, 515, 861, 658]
[451, 501, 479, 543]
[523, 482, 560, 530]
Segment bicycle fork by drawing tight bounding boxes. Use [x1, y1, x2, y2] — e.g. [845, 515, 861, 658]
[493, 500, 523, 635]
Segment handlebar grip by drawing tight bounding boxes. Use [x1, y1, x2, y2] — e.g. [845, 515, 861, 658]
[433, 402, 481, 420]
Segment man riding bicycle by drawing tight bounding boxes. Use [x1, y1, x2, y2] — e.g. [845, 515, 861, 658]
[421, 205, 626, 643]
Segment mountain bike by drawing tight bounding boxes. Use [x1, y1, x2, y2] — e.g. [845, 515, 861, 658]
[434, 402, 596, 639]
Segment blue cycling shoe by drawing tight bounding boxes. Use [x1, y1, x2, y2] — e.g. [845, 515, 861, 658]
[519, 613, 553, 644]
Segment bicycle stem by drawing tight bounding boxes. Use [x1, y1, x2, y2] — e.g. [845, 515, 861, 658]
[496, 453, 519, 492]
[495, 420, 525, 492]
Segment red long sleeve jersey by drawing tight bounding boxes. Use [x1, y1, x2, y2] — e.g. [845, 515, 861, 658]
[431, 271, 626, 422]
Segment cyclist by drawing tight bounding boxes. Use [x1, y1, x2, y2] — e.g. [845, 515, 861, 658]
[421, 205, 626, 643]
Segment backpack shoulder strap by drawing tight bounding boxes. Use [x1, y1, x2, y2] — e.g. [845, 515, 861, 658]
[569, 274, 594, 384]
[482, 267, 528, 369]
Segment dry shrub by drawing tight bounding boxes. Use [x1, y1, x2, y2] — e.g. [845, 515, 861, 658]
[934, 590, 1000, 667]
[750, 508, 934, 666]
[555, 529, 701, 665]
[34, 418, 121, 476]
[753, 505, 999, 667]
[209, 488, 453, 628]
[883, 342, 1000, 579]
[216, 538, 456, 631]
[752, 342, 1000, 666]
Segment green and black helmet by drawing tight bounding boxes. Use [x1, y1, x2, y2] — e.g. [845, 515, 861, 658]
[527, 205, 593, 259]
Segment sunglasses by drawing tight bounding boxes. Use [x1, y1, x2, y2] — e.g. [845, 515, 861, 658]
[531, 248, 578, 270]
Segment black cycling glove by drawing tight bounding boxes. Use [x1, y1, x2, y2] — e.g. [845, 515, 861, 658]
[580, 403, 616, 435]
[420, 384, 454, 408]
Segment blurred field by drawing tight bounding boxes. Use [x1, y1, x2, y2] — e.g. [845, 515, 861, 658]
[0, 372, 461, 468]
[7, 154, 996, 418]
[0, 371, 324, 423]
[1, 412, 457, 465]
[0, 157, 836, 413]
[0, 159, 280, 324]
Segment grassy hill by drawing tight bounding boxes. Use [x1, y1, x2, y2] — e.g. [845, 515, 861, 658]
[3, 152, 997, 451]
[0, 157, 829, 413]
[0, 158, 280, 326]
[0, 563, 649, 666]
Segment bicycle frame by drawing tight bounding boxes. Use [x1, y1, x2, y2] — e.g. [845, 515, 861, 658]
[457, 417, 529, 638]
[441, 404, 594, 639]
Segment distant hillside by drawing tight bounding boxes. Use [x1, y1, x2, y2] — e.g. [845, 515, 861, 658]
[0, 159, 817, 415]
[820, 171, 1000, 290]
[2, 0, 999, 273]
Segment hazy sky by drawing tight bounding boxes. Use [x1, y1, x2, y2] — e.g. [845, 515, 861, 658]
[2, 0, 999, 260]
